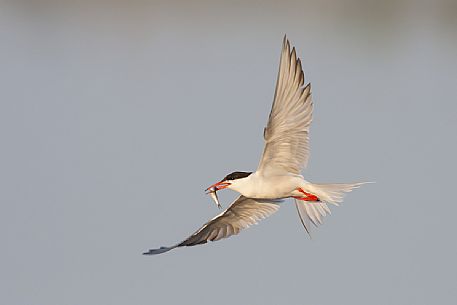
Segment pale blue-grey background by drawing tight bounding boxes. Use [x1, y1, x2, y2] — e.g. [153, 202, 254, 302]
[1, 1, 456, 304]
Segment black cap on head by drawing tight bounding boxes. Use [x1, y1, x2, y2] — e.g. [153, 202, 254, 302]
[222, 171, 252, 181]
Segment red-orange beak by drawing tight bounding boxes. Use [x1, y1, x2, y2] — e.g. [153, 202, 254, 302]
[205, 180, 231, 193]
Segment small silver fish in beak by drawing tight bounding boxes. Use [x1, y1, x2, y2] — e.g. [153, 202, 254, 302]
[206, 186, 222, 209]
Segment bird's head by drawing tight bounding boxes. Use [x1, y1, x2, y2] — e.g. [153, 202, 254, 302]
[205, 171, 253, 193]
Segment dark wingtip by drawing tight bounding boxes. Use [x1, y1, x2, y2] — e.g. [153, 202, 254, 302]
[142, 246, 173, 255]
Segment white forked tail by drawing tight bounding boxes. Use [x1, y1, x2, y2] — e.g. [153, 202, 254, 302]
[295, 182, 369, 236]
[307, 182, 367, 205]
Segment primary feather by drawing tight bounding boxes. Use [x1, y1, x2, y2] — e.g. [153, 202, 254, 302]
[258, 37, 313, 176]
[143, 196, 281, 255]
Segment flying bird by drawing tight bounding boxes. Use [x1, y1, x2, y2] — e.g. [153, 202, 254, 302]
[143, 37, 367, 255]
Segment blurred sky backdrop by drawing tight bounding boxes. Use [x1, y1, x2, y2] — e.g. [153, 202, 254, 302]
[1, 1, 457, 304]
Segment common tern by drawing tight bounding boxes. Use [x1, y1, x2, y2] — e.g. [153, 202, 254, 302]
[143, 36, 368, 255]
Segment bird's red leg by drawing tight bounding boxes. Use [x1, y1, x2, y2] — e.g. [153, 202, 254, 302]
[294, 188, 320, 201]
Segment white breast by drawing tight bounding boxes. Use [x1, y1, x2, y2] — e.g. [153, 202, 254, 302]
[229, 172, 304, 199]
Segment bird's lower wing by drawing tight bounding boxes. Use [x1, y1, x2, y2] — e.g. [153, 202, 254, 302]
[143, 196, 281, 255]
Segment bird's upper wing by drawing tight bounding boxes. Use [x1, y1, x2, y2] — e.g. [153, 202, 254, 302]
[143, 196, 281, 255]
[257, 37, 313, 176]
